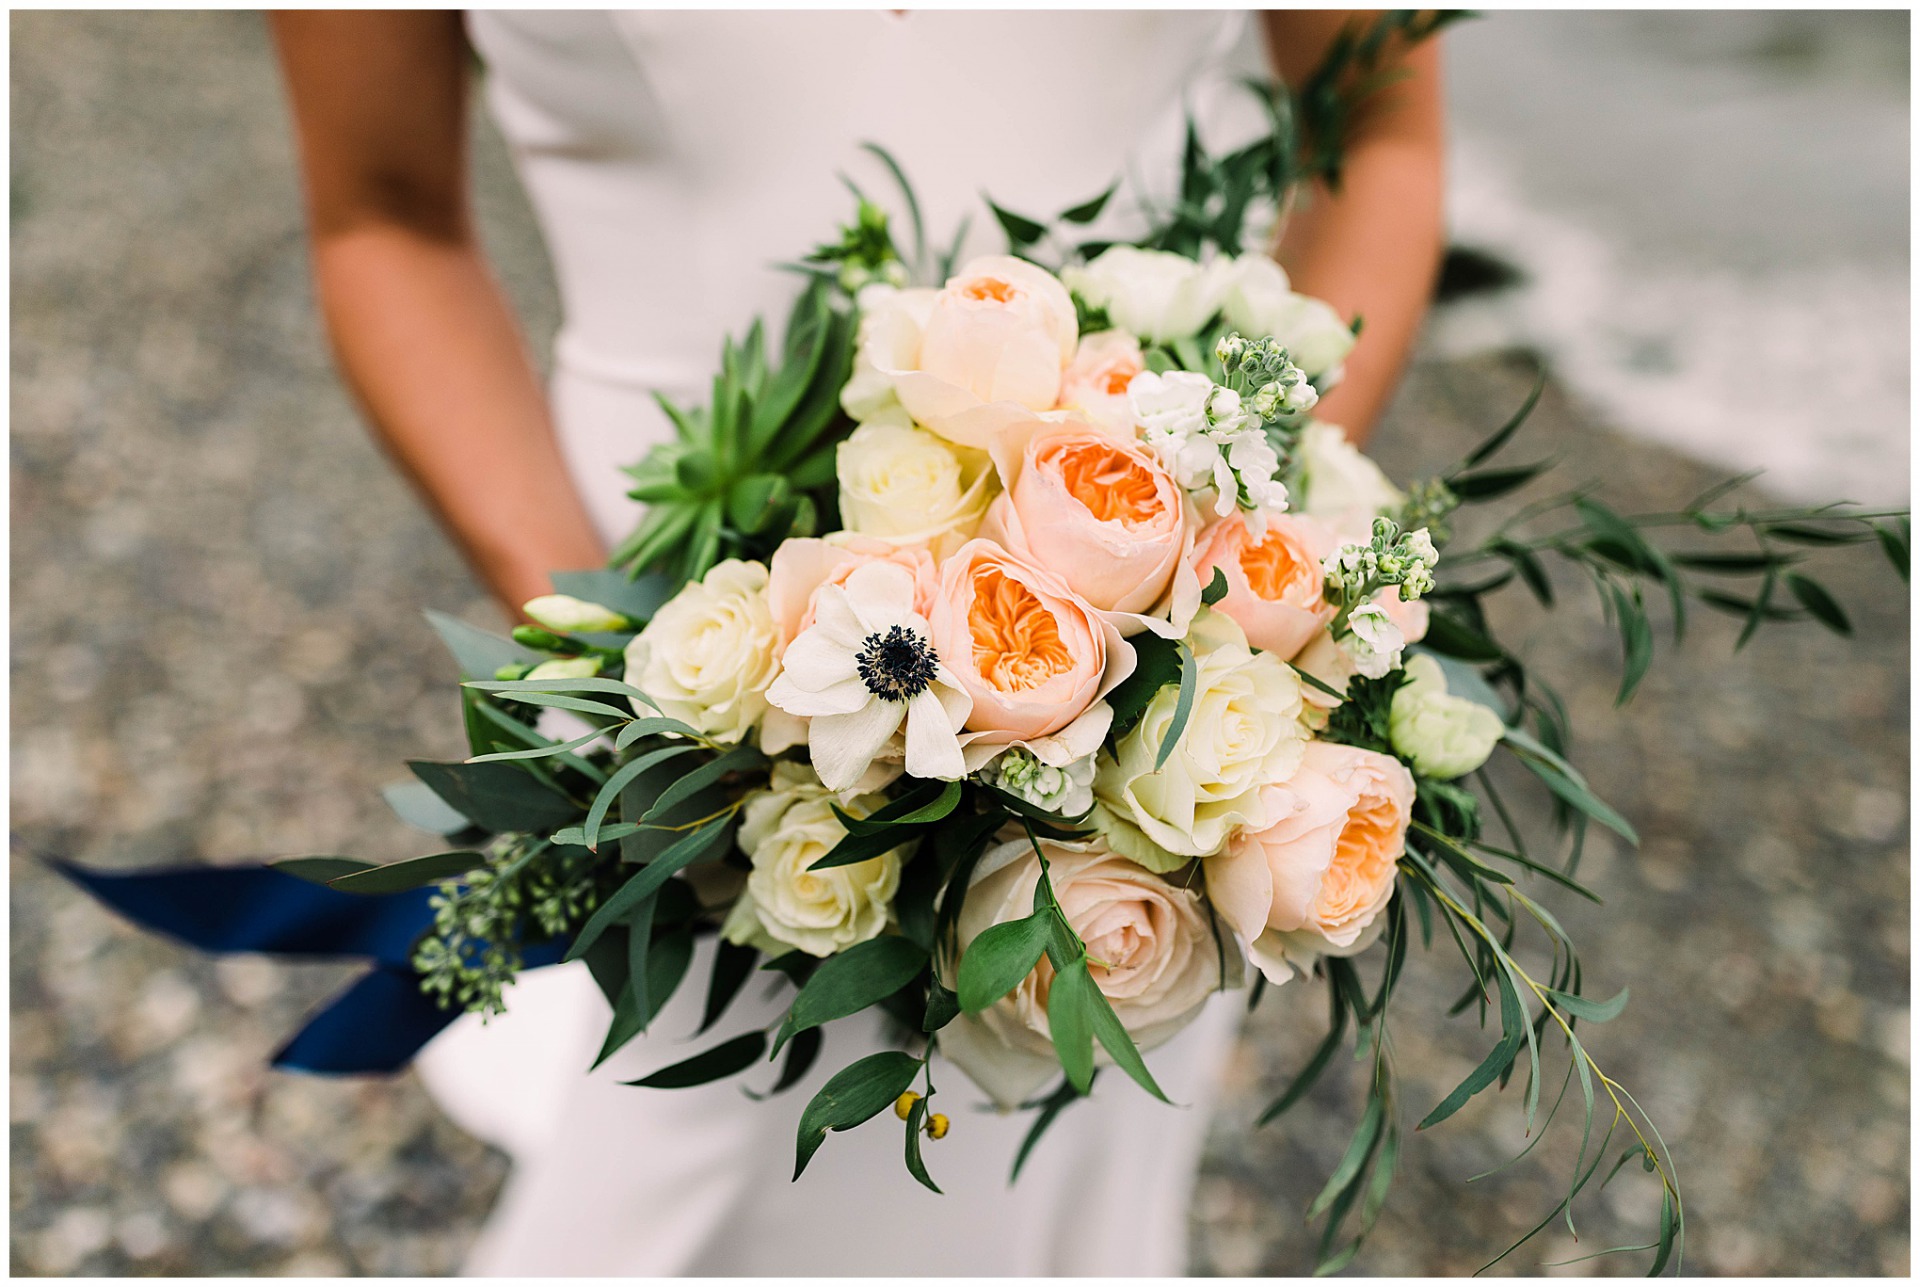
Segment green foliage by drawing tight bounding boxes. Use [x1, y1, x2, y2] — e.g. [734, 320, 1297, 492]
[413, 837, 619, 1019]
[610, 277, 855, 587]
[793, 1051, 923, 1179]
[1318, 671, 1409, 755]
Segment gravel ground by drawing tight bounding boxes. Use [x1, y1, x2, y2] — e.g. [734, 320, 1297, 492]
[11, 11, 1909, 1277]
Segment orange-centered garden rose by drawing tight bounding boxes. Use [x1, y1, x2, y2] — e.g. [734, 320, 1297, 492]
[980, 424, 1190, 619]
[1057, 329, 1147, 435]
[1205, 741, 1415, 983]
[1190, 511, 1340, 659]
[929, 538, 1133, 767]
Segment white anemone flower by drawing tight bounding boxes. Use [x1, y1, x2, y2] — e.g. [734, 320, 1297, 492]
[766, 561, 972, 791]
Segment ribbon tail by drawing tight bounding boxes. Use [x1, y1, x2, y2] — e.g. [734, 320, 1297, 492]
[273, 965, 461, 1074]
[47, 858, 436, 968]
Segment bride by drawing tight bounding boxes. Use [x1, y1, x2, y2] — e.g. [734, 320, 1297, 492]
[270, 10, 1443, 1276]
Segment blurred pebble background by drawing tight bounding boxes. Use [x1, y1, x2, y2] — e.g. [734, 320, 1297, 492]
[10, 10, 1908, 1277]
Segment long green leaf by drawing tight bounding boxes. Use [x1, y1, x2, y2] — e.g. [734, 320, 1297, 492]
[955, 912, 1050, 1013]
[1047, 958, 1097, 1093]
[624, 1031, 768, 1089]
[793, 1051, 922, 1179]
[773, 936, 928, 1055]
[326, 850, 484, 895]
[564, 817, 732, 962]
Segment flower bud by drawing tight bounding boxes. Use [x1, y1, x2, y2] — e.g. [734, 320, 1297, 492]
[1388, 654, 1503, 778]
[894, 1091, 921, 1121]
[926, 1112, 950, 1140]
[525, 656, 602, 682]
[522, 594, 632, 635]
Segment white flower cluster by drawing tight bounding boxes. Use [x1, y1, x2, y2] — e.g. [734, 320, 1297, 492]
[980, 746, 1095, 817]
[1323, 517, 1439, 607]
[1129, 369, 1289, 528]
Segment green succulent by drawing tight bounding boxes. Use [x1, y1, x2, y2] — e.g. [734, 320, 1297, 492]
[610, 277, 856, 586]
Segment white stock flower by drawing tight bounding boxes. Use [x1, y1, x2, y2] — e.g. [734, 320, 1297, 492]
[1062, 246, 1234, 344]
[1092, 611, 1307, 868]
[521, 594, 631, 634]
[836, 411, 995, 559]
[766, 560, 971, 790]
[1388, 654, 1505, 779]
[979, 746, 1095, 817]
[623, 559, 780, 744]
[721, 761, 905, 958]
[1342, 603, 1404, 679]
[1129, 370, 1288, 524]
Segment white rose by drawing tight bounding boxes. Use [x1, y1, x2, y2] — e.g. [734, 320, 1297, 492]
[521, 594, 631, 634]
[1062, 246, 1234, 344]
[1296, 421, 1406, 542]
[721, 761, 905, 958]
[1343, 603, 1405, 680]
[1093, 611, 1307, 868]
[836, 411, 995, 559]
[1220, 257, 1356, 383]
[840, 284, 937, 423]
[937, 837, 1237, 1106]
[1388, 654, 1505, 779]
[623, 559, 779, 744]
[1220, 253, 1294, 337]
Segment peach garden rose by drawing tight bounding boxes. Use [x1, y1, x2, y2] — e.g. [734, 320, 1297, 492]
[928, 538, 1135, 772]
[937, 836, 1234, 1107]
[977, 420, 1199, 630]
[880, 256, 1079, 449]
[1205, 740, 1415, 984]
[1189, 510, 1341, 659]
[1056, 328, 1146, 435]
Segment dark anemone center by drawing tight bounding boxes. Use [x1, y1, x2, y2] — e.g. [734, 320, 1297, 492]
[855, 624, 938, 702]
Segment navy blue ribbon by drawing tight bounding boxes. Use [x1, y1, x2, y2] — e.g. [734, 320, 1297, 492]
[50, 859, 566, 1075]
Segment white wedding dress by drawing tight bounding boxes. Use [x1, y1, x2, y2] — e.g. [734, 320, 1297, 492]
[418, 11, 1275, 1276]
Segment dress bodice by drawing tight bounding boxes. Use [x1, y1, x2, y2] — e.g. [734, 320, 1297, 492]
[467, 10, 1269, 404]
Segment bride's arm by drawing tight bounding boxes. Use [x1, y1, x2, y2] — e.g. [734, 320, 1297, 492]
[270, 11, 604, 617]
[1260, 10, 1446, 446]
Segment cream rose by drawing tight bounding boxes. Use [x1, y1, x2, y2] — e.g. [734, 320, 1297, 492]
[1062, 245, 1233, 344]
[623, 559, 779, 744]
[977, 420, 1198, 629]
[929, 538, 1135, 771]
[836, 412, 995, 559]
[841, 283, 936, 422]
[1093, 611, 1307, 868]
[1296, 420, 1405, 541]
[1057, 328, 1147, 435]
[937, 837, 1234, 1106]
[1388, 653, 1504, 779]
[875, 256, 1078, 449]
[721, 761, 905, 958]
[1222, 255, 1356, 382]
[1206, 741, 1414, 983]
[1189, 510, 1340, 659]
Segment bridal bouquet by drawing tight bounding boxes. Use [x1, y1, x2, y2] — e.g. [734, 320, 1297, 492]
[61, 16, 1907, 1274]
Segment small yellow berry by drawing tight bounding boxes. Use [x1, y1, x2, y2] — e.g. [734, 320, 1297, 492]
[894, 1091, 921, 1121]
[926, 1112, 950, 1140]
